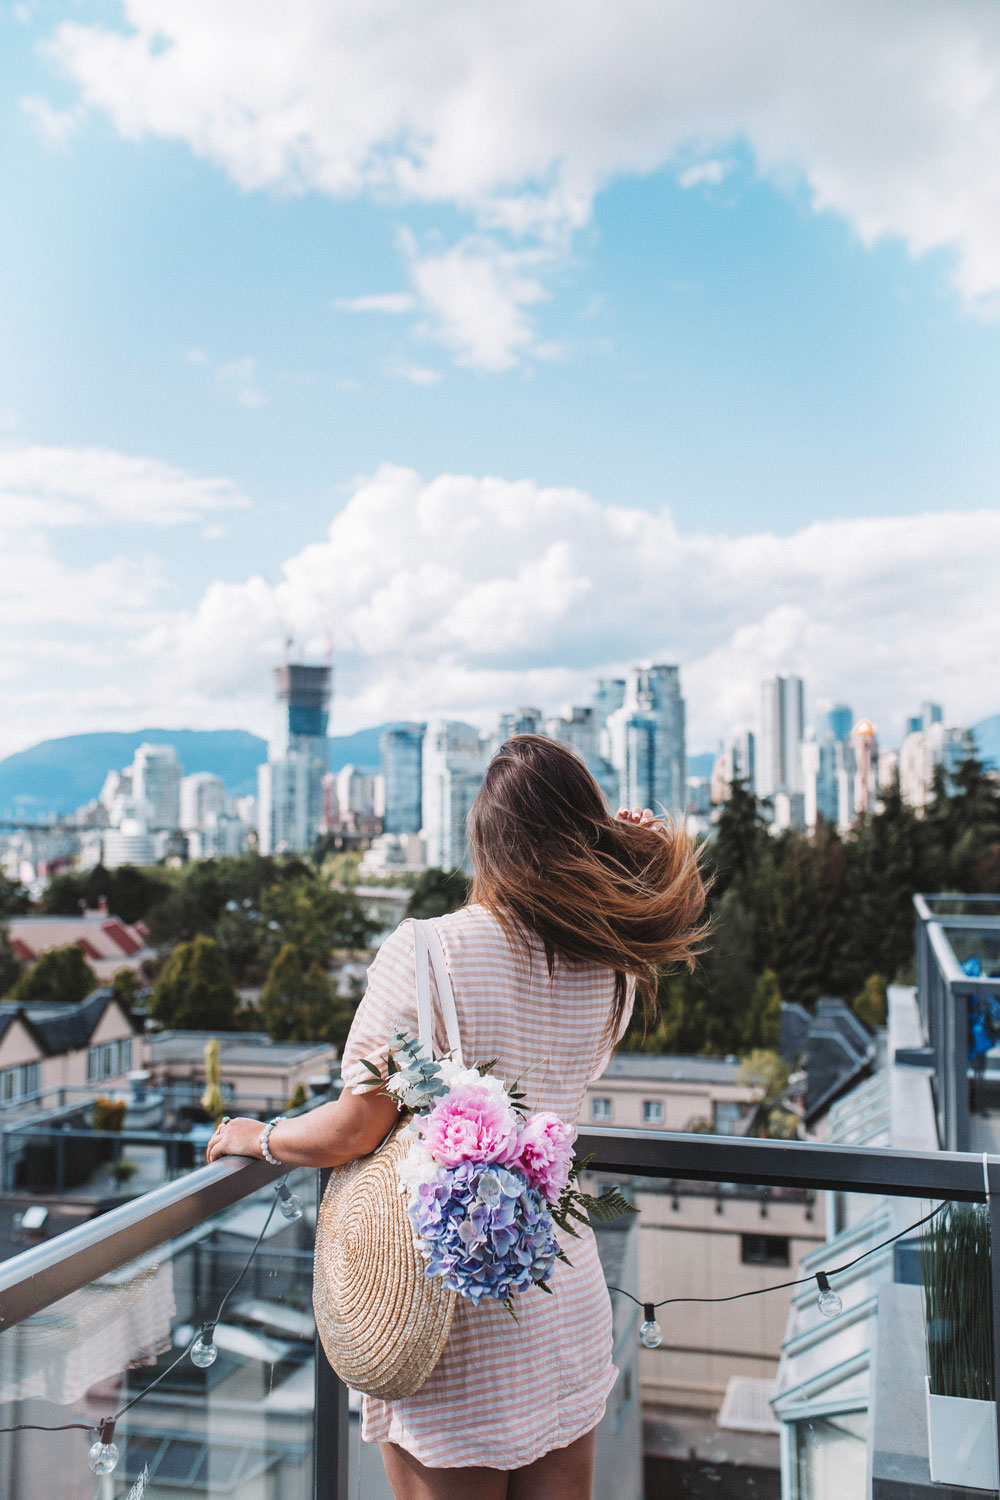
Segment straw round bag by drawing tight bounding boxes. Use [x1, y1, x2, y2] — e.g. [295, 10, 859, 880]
[313, 920, 461, 1399]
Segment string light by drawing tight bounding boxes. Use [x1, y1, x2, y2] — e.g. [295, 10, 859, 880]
[815, 1271, 843, 1319]
[0, 1175, 297, 1477]
[638, 1303, 662, 1348]
[609, 1199, 946, 1345]
[88, 1418, 119, 1476]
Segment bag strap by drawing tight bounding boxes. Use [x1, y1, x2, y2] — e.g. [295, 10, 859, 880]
[412, 919, 463, 1065]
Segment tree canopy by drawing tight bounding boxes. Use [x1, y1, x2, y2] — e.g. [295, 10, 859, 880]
[148, 934, 239, 1031]
[9, 945, 98, 1006]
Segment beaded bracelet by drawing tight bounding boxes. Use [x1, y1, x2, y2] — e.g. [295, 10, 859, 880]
[260, 1116, 285, 1165]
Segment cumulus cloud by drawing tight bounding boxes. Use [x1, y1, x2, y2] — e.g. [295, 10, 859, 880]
[0, 445, 251, 529]
[336, 292, 417, 314]
[45, 0, 1000, 343]
[142, 464, 1000, 751]
[679, 159, 730, 189]
[20, 93, 84, 147]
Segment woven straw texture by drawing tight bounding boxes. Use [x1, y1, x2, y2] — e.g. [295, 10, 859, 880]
[313, 1120, 456, 1400]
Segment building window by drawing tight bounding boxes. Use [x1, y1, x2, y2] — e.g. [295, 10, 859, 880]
[87, 1038, 133, 1084]
[741, 1234, 790, 1267]
[642, 1099, 664, 1125]
[591, 1097, 613, 1122]
[0, 1062, 40, 1105]
[713, 1100, 742, 1135]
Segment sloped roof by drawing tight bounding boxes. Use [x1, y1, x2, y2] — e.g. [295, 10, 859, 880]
[0, 988, 139, 1056]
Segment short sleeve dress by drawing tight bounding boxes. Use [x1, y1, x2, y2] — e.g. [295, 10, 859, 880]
[338, 902, 629, 1472]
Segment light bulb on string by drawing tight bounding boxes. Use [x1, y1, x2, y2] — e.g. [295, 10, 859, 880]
[639, 1302, 662, 1349]
[276, 1180, 304, 1221]
[191, 1326, 218, 1368]
[815, 1272, 842, 1319]
[88, 1419, 119, 1475]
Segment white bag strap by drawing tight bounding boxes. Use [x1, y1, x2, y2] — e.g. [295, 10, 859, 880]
[423, 920, 464, 1065]
[411, 919, 464, 1064]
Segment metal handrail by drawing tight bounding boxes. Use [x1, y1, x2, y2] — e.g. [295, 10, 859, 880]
[2, 1126, 998, 1330]
[0, 1152, 284, 1326]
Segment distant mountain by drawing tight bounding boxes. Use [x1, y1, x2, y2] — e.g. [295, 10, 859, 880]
[0, 724, 391, 818]
[972, 714, 1000, 769]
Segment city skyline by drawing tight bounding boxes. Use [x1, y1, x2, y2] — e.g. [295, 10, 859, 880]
[4, 6, 1000, 759]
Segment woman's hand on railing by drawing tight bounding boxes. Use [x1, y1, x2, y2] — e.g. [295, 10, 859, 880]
[206, 1117, 264, 1164]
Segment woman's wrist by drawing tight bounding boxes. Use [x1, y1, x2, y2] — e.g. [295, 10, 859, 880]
[260, 1116, 286, 1164]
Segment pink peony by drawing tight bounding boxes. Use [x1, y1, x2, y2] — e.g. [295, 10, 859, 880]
[419, 1083, 519, 1167]
[505, 1112, 575, 1203]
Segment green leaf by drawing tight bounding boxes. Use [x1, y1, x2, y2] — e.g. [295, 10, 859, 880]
[359, 1058, 383, 1079]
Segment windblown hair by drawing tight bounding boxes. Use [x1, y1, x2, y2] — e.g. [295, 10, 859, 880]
[467, 735, 709, 1043]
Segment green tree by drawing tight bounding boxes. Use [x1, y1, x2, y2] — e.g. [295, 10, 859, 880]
[852, 973, 889, 1030]
[111, 968, 141, 1007]
[259, 877, 375, 965]
[0, 874, 30, 916]
[259, 942, 359, 1046]
[405, 868, 470, 920]
[742, 968, 782, 1050]
[42, 864, 170, 925]
[708, 780, 770, 899]
[0, 926, 21, 995]
[10, 945, 97, 1005]
[148, 934, 239, 1030]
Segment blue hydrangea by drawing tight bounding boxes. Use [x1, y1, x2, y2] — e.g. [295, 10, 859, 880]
[408, 1159, 560, 1305]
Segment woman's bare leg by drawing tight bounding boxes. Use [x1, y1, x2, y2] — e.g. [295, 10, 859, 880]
[380, 1443, 510, 1500]
[507, 1428, 596, 1500]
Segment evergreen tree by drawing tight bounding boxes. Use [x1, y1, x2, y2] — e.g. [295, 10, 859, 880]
[259, 942, 358, 1046]
[742, 968, 782, 1050]
[0, 926, 22, 995]
[111, 968, 141, 1007]
[405, 868, 471, 920]
[708, 780, 770, 899]
[42, 864, 170, 925]
[852, 973, 889, 1030]
[10, 945, 98, 1005]
[149, 934, 239, 1030]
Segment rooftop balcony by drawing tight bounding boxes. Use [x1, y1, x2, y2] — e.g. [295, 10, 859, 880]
[0, 895, 997, 1499]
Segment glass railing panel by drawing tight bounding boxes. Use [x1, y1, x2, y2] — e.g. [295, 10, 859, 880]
[0, 1166, 319, 1500]
[577, 1168, 995, 1500]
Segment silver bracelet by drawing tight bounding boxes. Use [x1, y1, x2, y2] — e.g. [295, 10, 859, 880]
[260, 1116, 285, 1165]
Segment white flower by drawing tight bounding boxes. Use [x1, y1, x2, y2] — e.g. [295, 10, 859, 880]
[447, 1066, 512, 1107]
[396, 1138, 440, 1196]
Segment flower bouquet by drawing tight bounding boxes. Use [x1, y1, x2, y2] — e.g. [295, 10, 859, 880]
[358, 1029, 634, 1317]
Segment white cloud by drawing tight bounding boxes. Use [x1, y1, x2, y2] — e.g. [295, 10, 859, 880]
[385, 358, 442, 386]
[336, 292, 417, 314]
[214, 356, 266, 407]
[46, 0, 1000, 321]
[679, 159, 730, 189]
[20, 93, 84, 147]
[405, 235, 549, 371]
[0, 445, 251, 529]
[139, 464, 1000, 752]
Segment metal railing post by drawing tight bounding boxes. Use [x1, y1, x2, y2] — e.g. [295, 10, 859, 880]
[314, 1168, 349, 1500]
[984, 1156, 1000, 1477]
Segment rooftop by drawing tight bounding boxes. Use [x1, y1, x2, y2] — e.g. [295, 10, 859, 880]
[599, 1052, 745, 1085]
[145, 1031, 336, 1068]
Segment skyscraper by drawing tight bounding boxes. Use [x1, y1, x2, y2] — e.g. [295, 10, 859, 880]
[605, 664, 686, 818]
[132, 743, 182, 831]
[381, 723, 425, 834]
[421, 721, 486, 871]
[758, 675, 805, 800]
[257, 662, 332, 854]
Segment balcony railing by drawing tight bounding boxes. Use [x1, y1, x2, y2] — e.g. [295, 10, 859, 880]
[0, 1126, 998, 1498]
[913, 893, 1000, 1152]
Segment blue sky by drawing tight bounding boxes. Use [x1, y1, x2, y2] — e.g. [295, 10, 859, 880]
[2, 1, 999, 757]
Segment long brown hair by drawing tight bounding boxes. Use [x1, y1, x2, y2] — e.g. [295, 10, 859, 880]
[467, 734, 708, 1042]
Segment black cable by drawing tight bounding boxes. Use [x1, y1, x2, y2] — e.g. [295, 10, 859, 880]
[608, 1199, 946, 1311]
[0, 1179, 284, 1438]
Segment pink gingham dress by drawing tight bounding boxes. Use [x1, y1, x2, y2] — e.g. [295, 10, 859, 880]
[338, 902, 625, 1471]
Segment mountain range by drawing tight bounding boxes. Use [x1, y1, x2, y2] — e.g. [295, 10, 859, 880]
[0, 725, 388, 818]
[0, 716, 996, 821]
